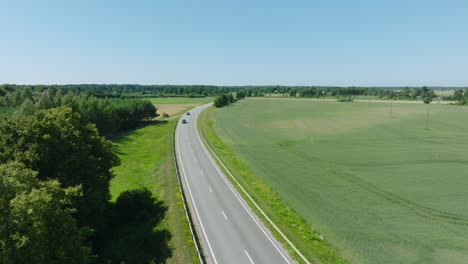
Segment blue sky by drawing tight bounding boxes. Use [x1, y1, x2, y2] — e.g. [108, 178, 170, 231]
[1, 0, 467, 86]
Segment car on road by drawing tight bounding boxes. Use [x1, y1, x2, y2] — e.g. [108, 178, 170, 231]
[182, 119, 187, 124]
[187, 112, 191, 115]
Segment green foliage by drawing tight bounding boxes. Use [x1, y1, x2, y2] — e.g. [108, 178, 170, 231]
[0, 107, 119, 230]
[214, 93, 238, 108]
[0, 162, 90, 264]
[206, 98, 468, 264]
[214, 94, 230, 108]
[337, 96, 354, 102]
[162, 112, 170, 118]
[0, 87, 158, 136]
[236, 89, 247, 99]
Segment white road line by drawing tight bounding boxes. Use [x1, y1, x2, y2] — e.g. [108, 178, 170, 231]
[176, 126, 219, 264]
[244, 250, 255, 264]
[209, 186, 213, 193]
[221, 210, 228, 220]
[200, 169, 204, 175]
[194, 114, 292, 264]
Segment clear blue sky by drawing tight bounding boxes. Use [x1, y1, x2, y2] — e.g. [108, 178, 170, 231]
[1, 0, 467, 86]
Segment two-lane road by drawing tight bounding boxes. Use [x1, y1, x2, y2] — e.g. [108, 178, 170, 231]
[175, 103, 294, 264]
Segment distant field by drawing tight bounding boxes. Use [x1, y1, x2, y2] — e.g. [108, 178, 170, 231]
[148, 97, 213, 117]
[204, 98, 468, 264]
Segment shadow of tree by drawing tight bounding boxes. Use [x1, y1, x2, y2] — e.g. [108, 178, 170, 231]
[98, 188, 172, 264]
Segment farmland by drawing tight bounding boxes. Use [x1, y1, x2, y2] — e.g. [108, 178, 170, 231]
[201, 98, 468, 264]
[148, 97, 213, 118]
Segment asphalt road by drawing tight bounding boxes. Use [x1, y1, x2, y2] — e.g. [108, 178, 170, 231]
[175, 103, 294, 264]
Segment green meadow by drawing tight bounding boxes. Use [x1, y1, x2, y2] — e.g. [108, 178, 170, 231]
[202, 98, 468, 264]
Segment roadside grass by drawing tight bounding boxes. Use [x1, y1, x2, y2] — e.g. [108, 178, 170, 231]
[198, 107, 345, 264]
[200, 98, 468, 264]
[109, 119, 199, 263]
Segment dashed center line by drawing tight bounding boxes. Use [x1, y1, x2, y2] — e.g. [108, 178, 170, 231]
[209, 186, 213, 193]
[244, 250, 255, 264]
[221, 210, 228, 220]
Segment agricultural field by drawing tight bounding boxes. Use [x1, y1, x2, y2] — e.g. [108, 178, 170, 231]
[149, 97, 213, 118]
[202, 98, 468, 264]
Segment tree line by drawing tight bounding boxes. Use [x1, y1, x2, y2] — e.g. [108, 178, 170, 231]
[0, 87, 157, 136]
[213, 91, 246, 108]
[445, 88, 468, 105]
[0, 84, 233, 98]
[3, 84, 468, 104]
[0, 88, 161, 262]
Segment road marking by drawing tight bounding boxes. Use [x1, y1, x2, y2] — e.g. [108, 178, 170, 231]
[221, 210, 228, 220]
[194, 113, 294, 264]
[176, 126, 219, 264]
[200, 169, 204, 175]
[244, 250, 255, 264]
[209, 186, 213, 193]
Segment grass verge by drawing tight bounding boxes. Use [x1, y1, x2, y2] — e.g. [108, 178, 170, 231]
[110, 119, 199, 263]
[198, 106, 346, 264]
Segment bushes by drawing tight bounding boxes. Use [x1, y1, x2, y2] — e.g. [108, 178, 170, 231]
[214, 93, 239, 108]
[337, 96, 354, 102]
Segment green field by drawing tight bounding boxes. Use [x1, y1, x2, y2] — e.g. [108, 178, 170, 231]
[202, 98, 468, 264]
[110, 119, 198, 263]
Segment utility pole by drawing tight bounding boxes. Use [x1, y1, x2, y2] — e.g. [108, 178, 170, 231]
[389, 100, 393, 118]
[426, 103, 430, 129]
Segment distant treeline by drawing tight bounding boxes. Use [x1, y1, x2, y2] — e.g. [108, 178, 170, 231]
[0, 84, 234, 98]
[0, 86, 157, 136]
[2, 84, 468, 105]
[450, 89, 468, 105]
[213, 90, 246, 108]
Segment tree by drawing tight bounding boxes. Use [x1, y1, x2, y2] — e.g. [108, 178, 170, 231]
[214, 94, 229, 108]
[0, 162, 90, 264]
[227, 93, 235, 103]
[236, 90, 246, 99]
[453, 89, 464, 101]
[0, 107, 119, 229]
[422, 90, 435, 104]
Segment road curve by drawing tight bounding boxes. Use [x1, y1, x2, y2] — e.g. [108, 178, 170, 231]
[175, 103, 294, 264]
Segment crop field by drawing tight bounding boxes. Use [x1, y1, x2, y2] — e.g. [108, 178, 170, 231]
[204, 98, 468, 264]
[149, 97, 213, 118]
